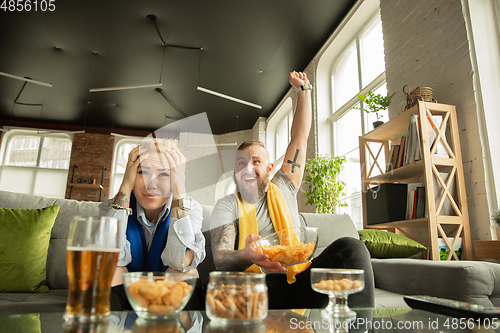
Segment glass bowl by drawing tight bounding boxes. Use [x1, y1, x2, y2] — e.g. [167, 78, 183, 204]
[132, 317, 185, 333]
[206, 271, 268, 324]
[255, 227, 318, 267]
[310, 268, 364, 320]
[123, 272, 197, 320]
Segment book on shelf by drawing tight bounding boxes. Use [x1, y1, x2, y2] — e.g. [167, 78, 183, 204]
[396, 115, 449, 170]
[415, 186, 426, 219]
[406, 183, 425, 219]
[396, 136, 406, 168]
[386, 144, 398, 172]
[403, 173, 457, 220]
[404, 115, 422, 165]
[387, 144, 400, 171]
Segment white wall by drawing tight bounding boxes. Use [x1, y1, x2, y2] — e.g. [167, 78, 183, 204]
[380, 0, 499, 241]
[467, 0, 500, 238]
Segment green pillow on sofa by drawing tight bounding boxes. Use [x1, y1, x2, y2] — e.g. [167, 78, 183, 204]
[0, 205, 60, 292]
[358, 229, 426, 258]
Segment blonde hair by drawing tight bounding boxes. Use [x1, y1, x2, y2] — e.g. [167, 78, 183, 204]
[139, 137, 179, 155]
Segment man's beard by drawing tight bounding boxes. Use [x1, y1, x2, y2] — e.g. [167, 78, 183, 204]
[235, 171, 269, 204]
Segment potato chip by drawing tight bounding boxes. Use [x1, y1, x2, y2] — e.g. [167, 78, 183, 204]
[260, 241, 315, 266]
[127, 279, 193, 314]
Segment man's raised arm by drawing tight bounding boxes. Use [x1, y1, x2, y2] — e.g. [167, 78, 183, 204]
[281, 71, 313, 188]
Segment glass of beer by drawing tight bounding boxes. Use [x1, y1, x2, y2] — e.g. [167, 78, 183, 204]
[63, 216, 120, 324]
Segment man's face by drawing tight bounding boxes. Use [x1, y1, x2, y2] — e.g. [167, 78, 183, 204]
[234, 145, 273, 204]
[134, 153, 171, 211]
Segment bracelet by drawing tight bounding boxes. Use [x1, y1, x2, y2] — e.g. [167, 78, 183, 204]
[109, 203, 133, 216]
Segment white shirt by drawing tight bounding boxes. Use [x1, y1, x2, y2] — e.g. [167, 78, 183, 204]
[99, 195, 205, 272]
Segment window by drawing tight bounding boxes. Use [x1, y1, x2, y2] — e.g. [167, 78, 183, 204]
[266, 98, 292, 163]
[276, 111, 293, 159]
[110, 138, 142, 198]
[329, 15, 387, 229]
[0, 131, 72, 197]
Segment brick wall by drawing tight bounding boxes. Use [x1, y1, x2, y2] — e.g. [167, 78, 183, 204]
[65, 133, 114, 202]
[380, 0, 491, 240]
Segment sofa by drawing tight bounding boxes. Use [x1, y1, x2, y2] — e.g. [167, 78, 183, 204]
[1, 189, 500, 316]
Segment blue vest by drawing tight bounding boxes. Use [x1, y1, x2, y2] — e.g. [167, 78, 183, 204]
[126, 191, 170, 272]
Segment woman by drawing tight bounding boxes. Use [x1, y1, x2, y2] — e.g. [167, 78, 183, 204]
[99, 137, 205, 310]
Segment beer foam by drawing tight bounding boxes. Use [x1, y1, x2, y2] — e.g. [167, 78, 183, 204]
[67, 245, 119, 253]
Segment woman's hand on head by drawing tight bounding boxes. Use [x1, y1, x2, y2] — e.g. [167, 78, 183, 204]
[165, 147, 186, 199]
[120, 146, 148, 193]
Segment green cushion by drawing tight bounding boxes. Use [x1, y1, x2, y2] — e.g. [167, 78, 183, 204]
[358, 229, 426, 258]
[372, 307, 412, 318]
[0, 313, 40, 333]
[0, 205, 60, 292]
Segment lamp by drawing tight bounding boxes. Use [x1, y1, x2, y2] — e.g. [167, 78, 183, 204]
[89, 14, 201, 94]
[89, 83, 162, 93]
[0, 71, 52, 87]
[196, 86, 262, 109]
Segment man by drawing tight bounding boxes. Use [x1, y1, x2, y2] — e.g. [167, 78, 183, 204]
[210, 71, 374, 309]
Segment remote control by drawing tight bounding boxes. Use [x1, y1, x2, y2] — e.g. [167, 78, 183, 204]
[404, 295, 500, 320]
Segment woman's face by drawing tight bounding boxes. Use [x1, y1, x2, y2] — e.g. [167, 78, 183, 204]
[134, 153, 172, 211]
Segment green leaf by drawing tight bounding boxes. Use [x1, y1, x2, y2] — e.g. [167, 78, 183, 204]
[304, 154, 347, 214]
[350, 91, 395, 119]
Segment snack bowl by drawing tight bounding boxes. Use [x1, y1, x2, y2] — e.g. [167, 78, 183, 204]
[310, 268, 365, 320]
[123, 272, 196, 320]
[206, 271, 268, 324]
[255, 227, 318, 267]
[132, 317, 185, 333]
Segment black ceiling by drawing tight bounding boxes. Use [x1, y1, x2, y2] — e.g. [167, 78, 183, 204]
[0, 0, 356, 135]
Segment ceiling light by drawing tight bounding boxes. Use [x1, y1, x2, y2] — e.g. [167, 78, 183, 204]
[197, 86, 262, 109]
[89, 83, 162, 93]
[0, 71, 52, 87]
[36, 130, 86, 134]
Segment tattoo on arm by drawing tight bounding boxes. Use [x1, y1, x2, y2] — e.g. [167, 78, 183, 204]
[211, 224, 252, 271]
[112, 191, 129, 206]
[287, 149, 301, 173]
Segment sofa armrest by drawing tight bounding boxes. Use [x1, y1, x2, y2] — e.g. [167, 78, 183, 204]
[371, 258, 500, 307]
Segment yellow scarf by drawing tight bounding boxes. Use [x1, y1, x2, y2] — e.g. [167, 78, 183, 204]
[236, 181, 310, 284]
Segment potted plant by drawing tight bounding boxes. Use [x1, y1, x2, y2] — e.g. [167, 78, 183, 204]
[304, 154, 347, 214]
[352, 91, 395, 128]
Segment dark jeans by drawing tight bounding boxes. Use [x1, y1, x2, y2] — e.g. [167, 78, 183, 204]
[110, 277, 205, 311]
[265, 237, 375, 309]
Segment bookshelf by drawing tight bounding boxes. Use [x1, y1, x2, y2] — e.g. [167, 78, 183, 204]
[68, 165, 106, 201]
[359, 101, 472, 260]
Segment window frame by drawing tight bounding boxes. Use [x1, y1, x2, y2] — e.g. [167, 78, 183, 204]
[0, 129, 73, 197]
[325, 12, 386, 228]
[1, 130, 73, 169]
[275, 110, 293, 161]
[266, 97, 293, 163]
[109, 136, 143, 199]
